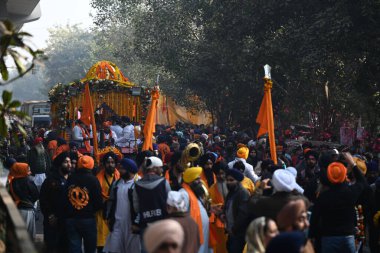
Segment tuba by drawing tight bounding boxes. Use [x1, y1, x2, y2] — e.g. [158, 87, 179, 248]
[180, 142, 202, 169]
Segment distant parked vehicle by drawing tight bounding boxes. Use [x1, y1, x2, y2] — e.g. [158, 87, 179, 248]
[20, 100, 51, 128]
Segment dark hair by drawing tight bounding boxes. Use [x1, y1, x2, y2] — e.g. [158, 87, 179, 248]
[102, 151, 118, 165]
[233, 160, 245, 173]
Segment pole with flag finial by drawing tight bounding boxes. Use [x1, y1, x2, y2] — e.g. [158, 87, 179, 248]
[256, 64, 277, 164]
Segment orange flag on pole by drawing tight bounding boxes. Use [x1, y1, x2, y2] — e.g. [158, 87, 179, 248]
[256, 65, 277, 164]
[142, 87, 160, 151]
[81, 83, 99, 159]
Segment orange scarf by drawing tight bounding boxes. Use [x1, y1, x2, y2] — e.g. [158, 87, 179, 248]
[52, 144, 70, 160]
[79, 125, 91, 152]
[182, 183, 204, 244]
[165, 169, 170, 182]
[200, 170, 216, 190]
[96, 169, 120, 200]
[209, 183, 225, 229]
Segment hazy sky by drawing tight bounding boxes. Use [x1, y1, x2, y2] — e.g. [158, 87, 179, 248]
[22, 0, 94, 49]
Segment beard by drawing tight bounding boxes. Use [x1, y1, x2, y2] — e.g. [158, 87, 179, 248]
[226, 183, 237, 192]
[105, 167, 115, 175]
[120, 171, 129, 179]
[61, 166, 70, 175]
[190, 181, 206, 198]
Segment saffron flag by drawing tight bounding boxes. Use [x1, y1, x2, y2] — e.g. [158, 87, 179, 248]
[142, 88, 160, 151]
[256, 79, 277, 164]
[81, 83, 99, 159]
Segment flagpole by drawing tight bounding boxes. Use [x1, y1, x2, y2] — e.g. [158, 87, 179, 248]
[85, 83, 99, 162]
[256, 65, 277, 164]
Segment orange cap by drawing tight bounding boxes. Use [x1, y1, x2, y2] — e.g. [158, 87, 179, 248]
[78, 155, 95, 170]
[10, 163, 30, 179]
[327, 162, 347, 184]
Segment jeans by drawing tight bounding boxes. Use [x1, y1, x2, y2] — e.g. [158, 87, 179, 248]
[227, 234, 245, 253]
[44, 220, 68, 253]
[321, 235, 355, 253]
[66, 218, 97, 253]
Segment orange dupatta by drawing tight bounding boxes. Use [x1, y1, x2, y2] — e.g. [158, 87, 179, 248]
[96, 169, 120, 200]
[182, 183, 204, 244]
[200, 170, 217, 190]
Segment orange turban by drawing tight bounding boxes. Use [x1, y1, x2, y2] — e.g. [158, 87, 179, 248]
[353, 157, 367, 175]
[78, 155, 95, 170]
[327, 162, 347, 184]
[237, 147, 249, 160]
[48, 140, 58, 150]
[10, 163, 30, 179]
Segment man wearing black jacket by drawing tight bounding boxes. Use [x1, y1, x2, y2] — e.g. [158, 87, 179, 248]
[40, 151, 71, 253]
[309, 152, 366, 253]
[224, 168, 250, 253]
[8, 162, 39, 239]
[64, 155, 103, 253]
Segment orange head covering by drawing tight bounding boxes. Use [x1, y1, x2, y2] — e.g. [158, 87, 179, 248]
[327, 162, 347, 184]
[10, 163, 30, 179]
[237, 147, 249, 160]
[237, 143, 247, 149]
[78, 155, 95, 170]
[48, 140, 58, 150]
[353, 157, 367, 175]
[303, 148, 312, 154]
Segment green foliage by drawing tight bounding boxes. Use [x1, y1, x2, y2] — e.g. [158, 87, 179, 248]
[91, 0, 380, 134]
[0, 20, 44, 84]
[0, 90, 29, 138]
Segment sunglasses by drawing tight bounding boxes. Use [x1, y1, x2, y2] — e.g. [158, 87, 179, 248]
[158, 242, 179, 250]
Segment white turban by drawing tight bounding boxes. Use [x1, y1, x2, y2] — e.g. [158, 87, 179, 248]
[272, 169, 303, 194]
[167, 191, 187, 212]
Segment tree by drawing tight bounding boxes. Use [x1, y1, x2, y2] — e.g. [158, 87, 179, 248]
[0, 20, 43, 84]
[91, 0, 380, 137]
[0, 20, 39, 138]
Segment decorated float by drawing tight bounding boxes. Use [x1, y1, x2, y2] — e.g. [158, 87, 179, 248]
[49, 61, 151, 136]
[49, 61, 152, 161]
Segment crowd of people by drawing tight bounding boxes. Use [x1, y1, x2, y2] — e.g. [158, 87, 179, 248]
[1, 118, 380, 253]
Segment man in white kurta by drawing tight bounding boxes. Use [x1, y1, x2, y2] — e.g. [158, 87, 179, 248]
[103, 159, 140, 253]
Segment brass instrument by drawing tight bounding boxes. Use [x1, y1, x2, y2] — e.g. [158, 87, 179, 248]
[180, 142, 202, 169]
[201, 181, 212, 216]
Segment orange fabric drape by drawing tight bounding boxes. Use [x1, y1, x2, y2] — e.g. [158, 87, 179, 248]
[96, 169, 120, 200]
[142, 89, 159, 151]
[209, 183, 227, 253]
[200, 171, 217, 190]
[82, 83, 99, 158]
[182, 183, 204, 244]
[52, 144, 70, 160]
[256, 79, 277, 164]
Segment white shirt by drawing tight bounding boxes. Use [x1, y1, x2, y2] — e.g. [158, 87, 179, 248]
[98, 130, 117, 144]
[72, 125, 85, 141]
[116, 124, 135, 147]
[179, 188, 212, 253]
[110, 125, 123, 139]
[228, 157, 260, 183]
[104, 178, 141, 253]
